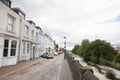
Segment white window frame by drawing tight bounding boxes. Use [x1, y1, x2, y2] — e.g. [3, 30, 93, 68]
[27, 43, 30, 54]
[24, 25, 29, 38]
[32, 30, 34, 40]
[7, 14, 15, 32]
[22, 42, 30, 54]
[3, 39, 17, 57]
[23, 42, 26, 54]
[10, 40, 17, 56]
[36, 32, 38, 41]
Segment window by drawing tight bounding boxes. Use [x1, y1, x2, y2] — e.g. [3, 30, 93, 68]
[23, 43, 25, 54]
[3, 39, 17, 57]
[27, 43, 30, 54]
[32, 30, 34, 40]
[3, 39, 9, 57]
[8, 15, 15, 32]
[10, 40, 17, 56]
[36, 32, 38, 41]
[25, 26, 29, 37]
[22, 43, 30, 54]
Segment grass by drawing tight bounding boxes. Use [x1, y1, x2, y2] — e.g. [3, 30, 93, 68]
[102, 60, 120, 71]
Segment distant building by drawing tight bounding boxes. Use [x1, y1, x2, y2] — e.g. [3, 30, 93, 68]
[36, 26, 44, 56]
[44, 34, 55, 54]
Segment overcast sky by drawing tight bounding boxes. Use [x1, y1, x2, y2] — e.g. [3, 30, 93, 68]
[12, 0, 120, 49]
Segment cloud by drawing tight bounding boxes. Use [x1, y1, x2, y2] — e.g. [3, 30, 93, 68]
[12, 0, 120, 49]
[102, 15, 120, 23]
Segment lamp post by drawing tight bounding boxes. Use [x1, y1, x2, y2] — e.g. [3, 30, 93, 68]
[64, 37, 66, 59]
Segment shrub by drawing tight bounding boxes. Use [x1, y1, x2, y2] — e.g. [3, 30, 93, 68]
[106, 70, 115, 79]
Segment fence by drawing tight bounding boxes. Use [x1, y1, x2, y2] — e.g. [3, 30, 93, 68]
[66, 53, 99, 80]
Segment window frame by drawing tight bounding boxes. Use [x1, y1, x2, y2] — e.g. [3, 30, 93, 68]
[3, 39, 17, 57]
[10, 40, 17, 56]
[32, 30, 34, 40]
[23, 42, 26, 54]
[24, 25, 29, 38]
[3, 39, 9, 57]
[27, 43, 30, 54]
[36, 32, 38, 41]
[7, 14, 15, 32]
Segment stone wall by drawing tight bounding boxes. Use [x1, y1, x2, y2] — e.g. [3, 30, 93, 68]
[66, 53, 99, 80]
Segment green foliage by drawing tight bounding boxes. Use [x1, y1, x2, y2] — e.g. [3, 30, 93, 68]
[115, 54, 120, 63]
[106, 70, 115, 79]
[103, 60, 120, 71]
[72, 45, 80, 54]
[72, 39, 117, 64]
[78, 39, 90, 57]
[87, 62, 104, 74]
[84, 39, 116, 64]
[106, 70, 120, 80]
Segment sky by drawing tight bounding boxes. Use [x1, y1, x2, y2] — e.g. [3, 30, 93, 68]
[11, 0, 120, 50]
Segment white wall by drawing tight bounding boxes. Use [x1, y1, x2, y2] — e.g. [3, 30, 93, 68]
[0, 1, 20, 67]
[0, 37, 19, 67]
[1, 57, 17, 66]
[0, 37, 4, 67]
[0, 1, 20, 37]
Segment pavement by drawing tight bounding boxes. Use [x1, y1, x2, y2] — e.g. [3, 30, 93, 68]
[59, 59, 73, 80]
[0, 58, 47, 77]
[0, 54, 73, 80]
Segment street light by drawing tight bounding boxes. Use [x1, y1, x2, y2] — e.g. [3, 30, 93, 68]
[64, 37, 66, 49]
[64, 37, 66, 59]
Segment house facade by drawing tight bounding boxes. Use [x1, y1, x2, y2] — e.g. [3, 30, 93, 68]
[0, 0, 56, 67]
[0, 0, 20, 67]
[18, 19, 39, 61]
[43, 34, 55, 54]
[36, 26, 44, 56]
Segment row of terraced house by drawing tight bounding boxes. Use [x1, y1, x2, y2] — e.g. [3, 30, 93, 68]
[0, 0, 57, 67]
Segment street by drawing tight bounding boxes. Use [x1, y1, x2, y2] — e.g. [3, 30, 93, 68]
[0, 54, 70, 80]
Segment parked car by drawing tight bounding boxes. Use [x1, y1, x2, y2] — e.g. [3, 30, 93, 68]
[58, 50, 63, 54]
[41, 53, 54, 59]
[54, 52, 59, 56]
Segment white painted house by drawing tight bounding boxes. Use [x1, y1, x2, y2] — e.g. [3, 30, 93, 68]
[0, 0, 40, 67]
[13, 11, 40, 61]
[0, 0, 55, 67]
[11, 7, 40, 61]
[43, 34, 55, 54]
[0, 0, 19, 67]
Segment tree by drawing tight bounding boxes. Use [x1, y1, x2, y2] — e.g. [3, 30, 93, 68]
[84, 39, 117, 64]
[78, 39, 90, 57]
[72, 45, 80, 54]
[114, 53, 120, 63]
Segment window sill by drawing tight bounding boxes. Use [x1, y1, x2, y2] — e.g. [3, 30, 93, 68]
[2, 56, 17, 58]
[6, 29, 15, 34]
[24, 36, 29, 39]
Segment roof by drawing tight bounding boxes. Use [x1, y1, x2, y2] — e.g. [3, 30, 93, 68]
[27, 20, 36, 25]
[12, 7, 26, 17]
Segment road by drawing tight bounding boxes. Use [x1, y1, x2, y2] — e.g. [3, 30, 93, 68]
[0, 54, 64, 80]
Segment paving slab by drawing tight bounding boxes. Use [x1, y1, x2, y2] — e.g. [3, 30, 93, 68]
[59, 59, 73, 80]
